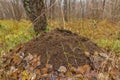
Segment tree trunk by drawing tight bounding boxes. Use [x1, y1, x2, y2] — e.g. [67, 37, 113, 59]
[64, 0, 68, 21]
[22, 0, 47, 34]
[50, 0, 56, 19]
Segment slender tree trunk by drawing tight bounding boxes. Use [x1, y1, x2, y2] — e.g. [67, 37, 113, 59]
[68, 0, 71, 20]
[22, 0, 47, 34]
[64, 0, 68, 21]
[101, 0, 106, 19]
[103, 0, 106, 10]
[50, 0, 56, 19]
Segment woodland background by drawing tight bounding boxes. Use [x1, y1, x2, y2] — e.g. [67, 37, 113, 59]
[0, 0, 120, 22]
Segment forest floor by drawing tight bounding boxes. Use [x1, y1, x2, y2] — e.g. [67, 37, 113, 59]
[0, 19, 120, 79]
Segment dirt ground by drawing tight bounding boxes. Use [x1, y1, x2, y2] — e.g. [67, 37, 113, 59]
[15, 28, 103, 70]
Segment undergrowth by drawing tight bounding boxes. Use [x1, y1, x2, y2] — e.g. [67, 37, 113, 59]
[0, 19, 35, 53]
[48, 19, 120, 53]
[0, 19, 120, 53]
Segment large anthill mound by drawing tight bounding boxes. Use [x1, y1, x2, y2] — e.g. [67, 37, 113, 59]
[16, 29, 102, 70]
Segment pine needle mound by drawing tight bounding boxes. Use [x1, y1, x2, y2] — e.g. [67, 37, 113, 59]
[1, 29, 120, 80]
[15, 28, 102, 69]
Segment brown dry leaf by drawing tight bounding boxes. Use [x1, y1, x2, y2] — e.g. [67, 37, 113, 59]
[76, 65, 91, 74]
[70, 67, 77, 74]
[31, 73, 36, 80]
[67, 77, 74, 80]
[0, 70, 3, 76]
[1, 77, 6, 80]
[83, 65, 91, 73]
[16, 46, 22, 53]
[41, 74, 49, 78]
[41, 68, 48, 74]
[58, 66, 67, 73]
[12, 54, 21, 65]
[3, 53, 9, 58]
[84, 51, 90, 56]
[25, 53, 33, 61]
[85, 71, 98, 79]
[97, 72, 109, 80]
[33, 54, 38, 59]
[65, 71, 72, 77]
[94, 51, 99, 56]
[110, 68, 120, 79]
[74, 74, 85, 79]
[29, 66, 34, 72]
[59, 72, 65, 77]
[46, 64, 53, 73]
[31, 58, 40, 67]
[10, 66, 17, 73]
[76, 66, 85, 74]
[11, 71, 19, 80]
[35, 69, 41, 76]
[46, 64, 52, 69]
[110, 68, 119, 75]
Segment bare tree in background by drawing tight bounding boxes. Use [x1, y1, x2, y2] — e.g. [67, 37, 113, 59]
[1, 0, 120, 23]
[111, 0, 120, 22]
[50, 0, 56, 19]
[0, 0, 26, 20]
[64, 0, 68, 21]
[22, 0, 47, 34]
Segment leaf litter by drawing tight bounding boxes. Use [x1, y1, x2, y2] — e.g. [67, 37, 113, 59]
[0, 29, 120, 80]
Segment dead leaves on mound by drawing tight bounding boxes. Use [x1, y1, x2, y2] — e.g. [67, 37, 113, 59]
[0, 51, 120, 80]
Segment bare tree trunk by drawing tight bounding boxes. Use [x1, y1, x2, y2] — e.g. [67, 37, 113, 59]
[103, 0, 106, 10]
[64, 0, 68, 21]
[50, 0, 56, 19]
[68, 0, 71, 20]
[101, 0, 106, 19]
[22, 0, 47, 34]
[80, 0, 85, 28]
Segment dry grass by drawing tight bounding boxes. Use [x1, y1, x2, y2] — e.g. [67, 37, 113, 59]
[0, 19, 120, 53]
[48, 19, 120, 52]
[0, 19, 35, 53]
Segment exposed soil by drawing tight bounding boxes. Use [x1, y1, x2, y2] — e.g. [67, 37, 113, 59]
[15, 28, 103, 70]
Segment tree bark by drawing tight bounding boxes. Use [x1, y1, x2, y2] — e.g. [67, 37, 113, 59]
[64, 0, 68, 21]
[50, 0, 56, 19]
[22, 0, 47, 34]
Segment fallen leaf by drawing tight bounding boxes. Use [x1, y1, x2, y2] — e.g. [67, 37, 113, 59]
[31, 73, 36, 80]
[83, 65, 91, 73]
[65, 71, 72, 77]
[70, 67, 77, 74]
[41, 68, 48, 74]
[94, 51, 99, 56]
[58, 66, 67, 73]
[76, 67, 84, 74]
[97, 72, 109, 80]
[85, 51, 90, 56]
[76, 65, 91, 74]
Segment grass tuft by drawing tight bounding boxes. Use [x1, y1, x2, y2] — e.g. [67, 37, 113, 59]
[0, 19, 35, 53]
